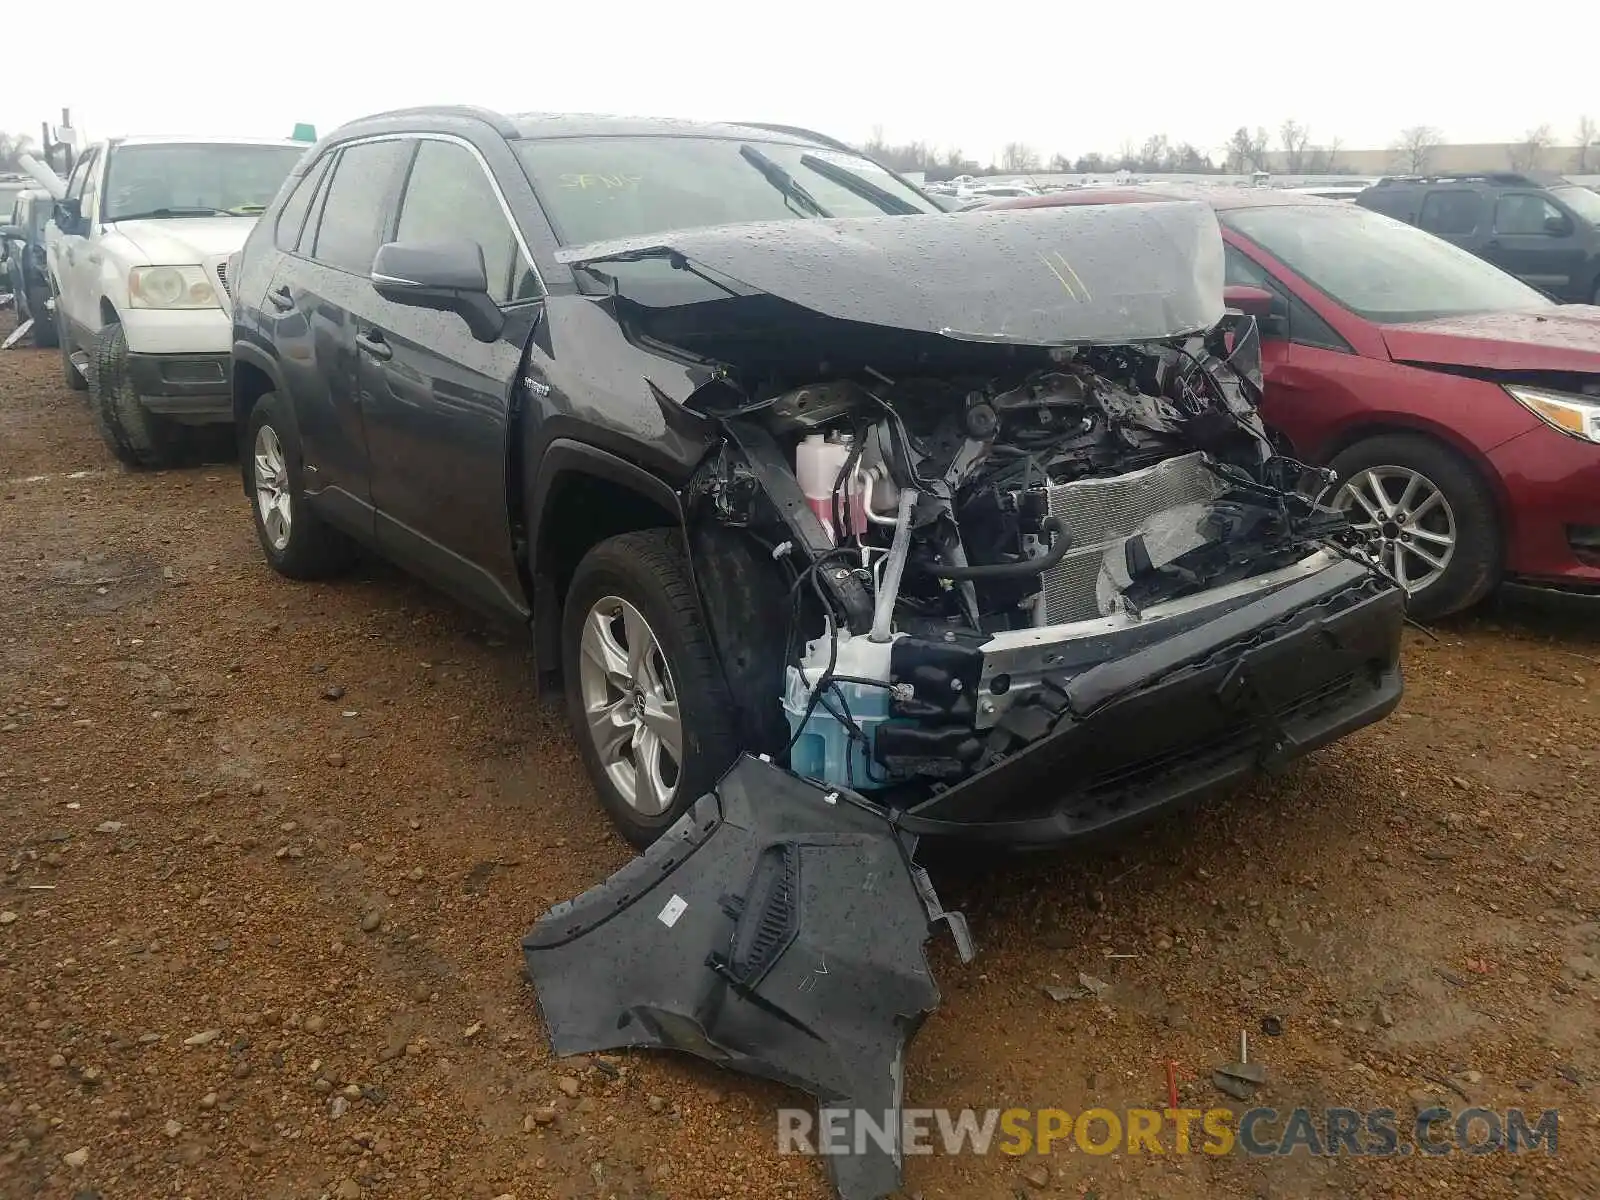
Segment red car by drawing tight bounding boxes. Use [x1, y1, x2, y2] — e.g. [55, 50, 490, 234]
[984, 186, 1600, 618]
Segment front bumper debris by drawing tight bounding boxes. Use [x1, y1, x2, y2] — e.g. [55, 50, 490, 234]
[522, 755, 972, 1200]
[898, 559, 1405, 846]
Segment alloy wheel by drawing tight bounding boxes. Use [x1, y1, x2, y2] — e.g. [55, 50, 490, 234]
[253, 424, 292, 551]
[576, 596, 683, 816]
[1334, 465, 1456, 594]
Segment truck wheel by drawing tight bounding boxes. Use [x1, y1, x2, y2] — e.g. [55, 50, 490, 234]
[562, 530, 740, 848]
[1328, 433, 1500, 620]
[30, 289, 58, 348]
[246, 391, 357, 580]
[85, 324, 184, 468]
[57, 303, 87, 391]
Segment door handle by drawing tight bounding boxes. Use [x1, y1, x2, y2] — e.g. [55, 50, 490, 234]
[88, 253, 101, 266]
[357, 328, 392, 361]
[267, 285, 294, 312]
[1484, 239, 1501, 251]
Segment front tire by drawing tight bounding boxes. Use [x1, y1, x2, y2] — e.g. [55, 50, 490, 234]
[562, 530, 739, 848]
[1329, 433, 1500, 620]
[245, 391, 356, 580]
[85, 323, 184, 468]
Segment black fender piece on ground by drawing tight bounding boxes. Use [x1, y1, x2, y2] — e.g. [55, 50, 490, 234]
[521, 755, 972, 1200]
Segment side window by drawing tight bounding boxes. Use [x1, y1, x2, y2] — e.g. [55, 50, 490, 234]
[275, 155, 332, 252]
[1287, 296, 1351, 353]
[1418, 190, 1482, 237]
[80, 154, 101, 222]
[394, 139, 540, 303]
[64, 154, 92, 202]
[310, 139, 414, 274]
[1224, 244, 1350, 353]
[1494, 194, 1567, 237]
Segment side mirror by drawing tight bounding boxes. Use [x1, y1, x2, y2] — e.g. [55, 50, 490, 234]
[1543, 214, 1572, 237]
[370, 240, 503, 343]
[0, 224, 22, 240]
[53, 198, 82, 235]
[1223, 284, 1277, 320]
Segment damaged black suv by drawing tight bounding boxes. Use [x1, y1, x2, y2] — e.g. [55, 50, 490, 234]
[229, 106, 1406, 849]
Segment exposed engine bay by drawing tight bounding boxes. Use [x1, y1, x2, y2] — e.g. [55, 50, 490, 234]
[688, 319, 1365, 795]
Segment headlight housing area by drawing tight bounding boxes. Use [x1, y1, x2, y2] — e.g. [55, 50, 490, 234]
[128, 265, 218, 310]
[1505, 384, 1600, 444]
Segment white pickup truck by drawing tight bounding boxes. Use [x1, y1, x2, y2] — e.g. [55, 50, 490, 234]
[46, 135, 305, 466]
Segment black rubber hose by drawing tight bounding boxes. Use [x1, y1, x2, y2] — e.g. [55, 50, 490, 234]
[928, 518, 1072, 581]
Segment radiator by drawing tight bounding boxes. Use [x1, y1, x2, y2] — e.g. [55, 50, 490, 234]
[1038, 451, 1225, 624]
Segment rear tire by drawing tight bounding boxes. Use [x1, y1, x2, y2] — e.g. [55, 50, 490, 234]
[86, 323, 184, 468]
[1328, 433, 1500, 620]
[245, 391, 356, 580]
[57, 302, 87, 391]
[562, 530, 740, 848]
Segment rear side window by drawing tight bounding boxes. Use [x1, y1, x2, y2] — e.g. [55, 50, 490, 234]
[310, 140, 414, 274]
[394, 139, 540, 303]
[1418, 190, 1482, 237]
[275, 155, 332, 252]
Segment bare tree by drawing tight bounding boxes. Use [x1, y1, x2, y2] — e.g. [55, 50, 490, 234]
[1575, 115, 1597, 173]
[1000, 142, 1040, 173]
[0, 131, 37, 172]
[1225, 127, 1254, 173]
[1390, 126, 1444, 174]
[1279, 119, 1311, 173]
[1047, 152, 1072, 172]
[1509, 124, 1553, 172]
[1249, 127, 1272, 171]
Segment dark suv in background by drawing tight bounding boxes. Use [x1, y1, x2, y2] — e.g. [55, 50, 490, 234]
[3, 188, 60, 347]
[1357, 171, 1600, 303]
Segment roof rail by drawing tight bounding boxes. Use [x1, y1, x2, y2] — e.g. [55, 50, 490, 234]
[1375, 171, 1565, 187]
[344, 105, 520, 139]
[728, 121, 858, 155]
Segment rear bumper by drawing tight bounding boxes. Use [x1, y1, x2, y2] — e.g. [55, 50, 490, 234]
[127, 352, 232, 424]
[1489, 425, 1600, 589]
[898, 561, 1405, 847]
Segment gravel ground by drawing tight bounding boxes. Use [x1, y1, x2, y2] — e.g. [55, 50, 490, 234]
[2, 308, 1597, 1200]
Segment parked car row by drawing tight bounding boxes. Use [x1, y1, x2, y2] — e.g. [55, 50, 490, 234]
[19, 106, 1598, 853]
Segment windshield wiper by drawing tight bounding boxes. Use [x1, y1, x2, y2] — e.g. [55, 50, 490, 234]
[111, 206, 232, 221]
[739, 144, 830, 219]
[227, 204, 267, 215]
[798, 153, 923, 216]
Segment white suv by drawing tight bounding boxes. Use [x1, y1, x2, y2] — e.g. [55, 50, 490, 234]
[47, 135, 305, 467]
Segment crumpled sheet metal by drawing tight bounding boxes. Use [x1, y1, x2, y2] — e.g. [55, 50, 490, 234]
[522, 755, 969, 1200]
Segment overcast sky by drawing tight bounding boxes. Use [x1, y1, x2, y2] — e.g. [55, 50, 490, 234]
[5, 2, 1592, 165]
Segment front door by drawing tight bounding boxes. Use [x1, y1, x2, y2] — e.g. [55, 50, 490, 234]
[359, 136, 545, 620]
[1485, 192, 1589, 298]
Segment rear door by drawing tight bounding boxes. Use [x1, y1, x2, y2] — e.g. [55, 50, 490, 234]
[274, 137, 412, 535]
[1485, 191, 1588, 298]
[358, 135, 545, 619]
[1416, 188, 1485, 251]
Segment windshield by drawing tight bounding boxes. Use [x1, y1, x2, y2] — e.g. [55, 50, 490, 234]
[513, 136, 940, 246]
[103, 143, 303, 221]
[1222, 203, 1555, 323]
[1552, 185, 1600, 226]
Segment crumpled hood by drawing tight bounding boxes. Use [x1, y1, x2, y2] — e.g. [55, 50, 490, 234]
[107, 216, 257, 264]
[559, 201, 1226, 348]
[1381, 305, 1600, 374]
